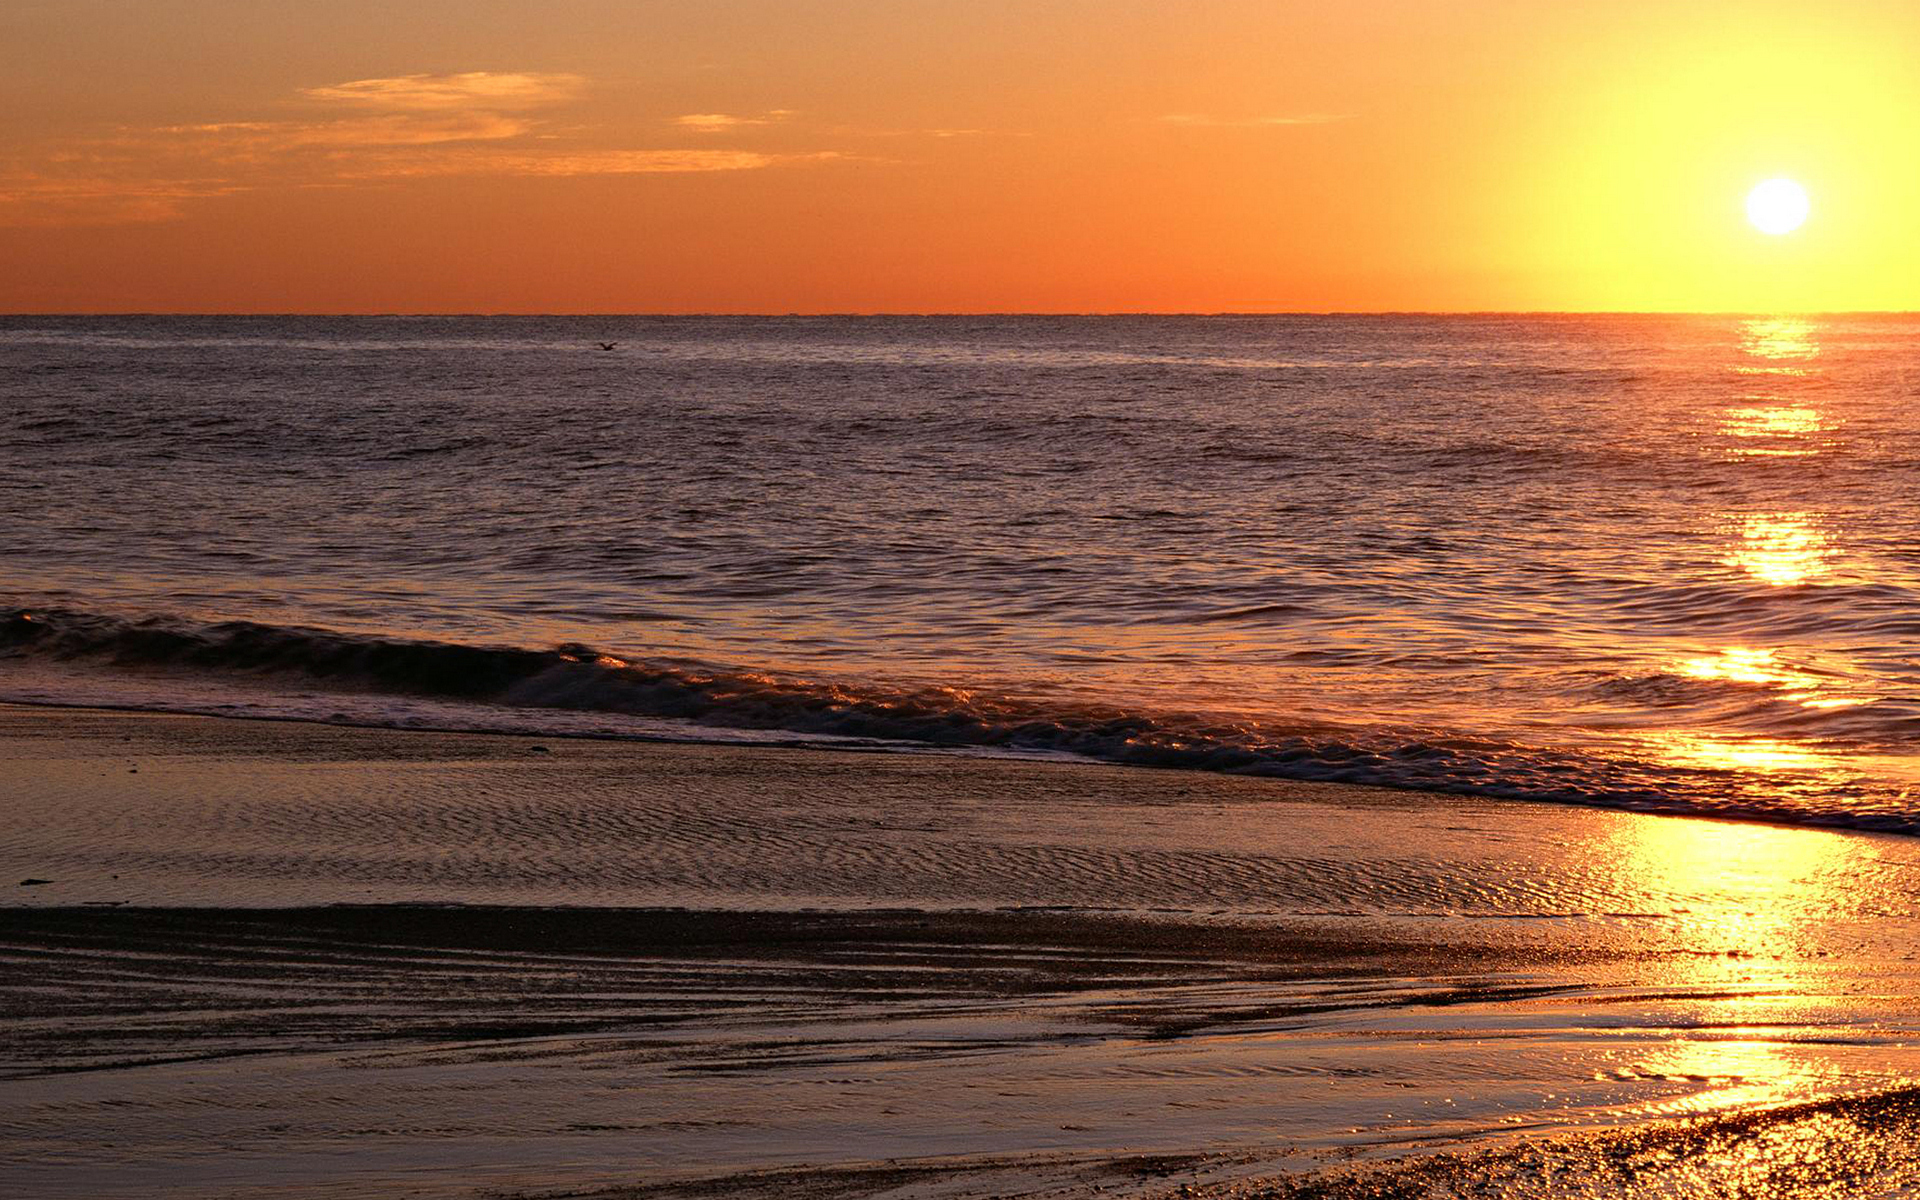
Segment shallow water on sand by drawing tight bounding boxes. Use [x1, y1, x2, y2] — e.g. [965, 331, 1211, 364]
[11, 707, 1920, 927]
[6, 709, 1920, 1197]
[7, 314, 1920, 830]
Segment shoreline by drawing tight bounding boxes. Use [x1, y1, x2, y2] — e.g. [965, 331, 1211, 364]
[489, 1083, 1920, 1198]
[5, 683, 1914, 846]
[5, 702, 1920, 1196]
[12, 584, 1918, 842]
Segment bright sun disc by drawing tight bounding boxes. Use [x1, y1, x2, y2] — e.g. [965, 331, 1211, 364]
[1747, 178, 1810, 235]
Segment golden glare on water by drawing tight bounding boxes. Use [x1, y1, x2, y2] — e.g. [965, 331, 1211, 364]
[1739, 317, 1819, 362]
[1721, 326, 1838, 581]
[1650, 307, 1887, 803]
[1721, 406, 1829, 456]
[1724, 513, 1835, 586]
[1613, 818, 1841, 947]
[1599, 817, 1855, 1115]
[1724, 406, 1823, 436]
[1722, 322, 1835, 470]
[1677, 646, 1819, 691]
[1657, 732, 1846, 776]
[1746, 178, 1811, 236]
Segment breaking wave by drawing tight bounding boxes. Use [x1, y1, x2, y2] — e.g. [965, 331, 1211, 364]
[6, 606, 1916, 836]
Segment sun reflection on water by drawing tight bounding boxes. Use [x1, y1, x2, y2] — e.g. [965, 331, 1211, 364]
[1721, 405, 1832, 456]
[1648, 319, 1868, 805]
[1739, 317, 1820, 363]
[1723, 512, 1834, 588]
[1722, 319, 1836, 458]
[1597, 816, 1856, 1115]
[1677, 646, 1808, 688]
[1672, 645, 1864, 714]
[1615, 808, 1845, 905]
[1723, 405, 1825, 437]
[1654, 732, 1848, 776]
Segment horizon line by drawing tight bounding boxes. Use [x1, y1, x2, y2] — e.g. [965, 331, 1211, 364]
[5, 309, 1918, 319]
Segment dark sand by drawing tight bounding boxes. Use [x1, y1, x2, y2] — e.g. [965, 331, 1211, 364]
[5, 703, 1920, 1197]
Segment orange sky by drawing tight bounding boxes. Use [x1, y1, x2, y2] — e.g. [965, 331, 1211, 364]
[4, 0, 1918, 312]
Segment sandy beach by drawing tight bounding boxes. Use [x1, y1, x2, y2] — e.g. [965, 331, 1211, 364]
[5, 702, 1920, 1197]
[14, 0, 1920, 1189]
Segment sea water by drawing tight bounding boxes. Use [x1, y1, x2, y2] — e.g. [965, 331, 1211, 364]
[6, 314, 1920, 831]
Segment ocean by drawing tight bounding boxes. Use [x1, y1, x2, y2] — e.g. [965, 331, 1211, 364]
[6, 313, 1919, 832]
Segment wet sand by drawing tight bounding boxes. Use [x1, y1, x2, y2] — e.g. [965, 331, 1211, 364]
[5, 703, 1920, 1197]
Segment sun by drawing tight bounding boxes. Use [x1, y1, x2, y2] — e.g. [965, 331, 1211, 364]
[1746, 178, 1810, 236]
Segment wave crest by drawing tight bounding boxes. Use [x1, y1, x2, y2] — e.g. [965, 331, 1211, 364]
[4, 606, 1915, 835]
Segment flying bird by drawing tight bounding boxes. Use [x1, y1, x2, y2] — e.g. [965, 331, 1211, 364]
[597, 342, 618, 351]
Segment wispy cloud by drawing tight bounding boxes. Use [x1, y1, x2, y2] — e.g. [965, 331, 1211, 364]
[300, 71, 586, 111]
[132, 73, 576, 159]
[161, 113, 535, 149]
[498, 148, 834, 175]
[358, 148, 837, 179]
[672, 109, 795, 133]
[1159, 112, 1351, 128]
[0, 172, 245, 226]
[1, 75, 843, 226]
[824, 124, 1031, 141]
